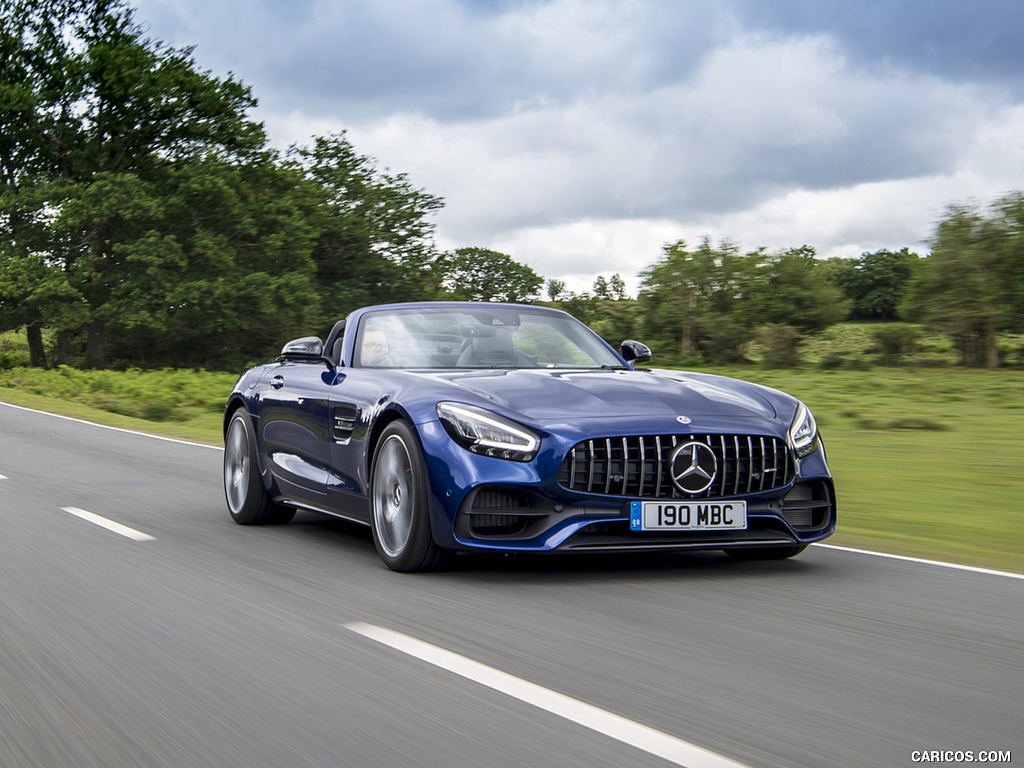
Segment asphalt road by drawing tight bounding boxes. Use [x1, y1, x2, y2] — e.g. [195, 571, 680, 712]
[0, 402, 1020, 768]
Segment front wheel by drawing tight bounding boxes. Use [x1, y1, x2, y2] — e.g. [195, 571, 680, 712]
[725, 544, 807, 561]
[223, 409, 295, 525]
[370, 421, 449, 572]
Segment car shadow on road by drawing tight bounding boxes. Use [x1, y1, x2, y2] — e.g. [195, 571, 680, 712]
[282, 512, 830, 582]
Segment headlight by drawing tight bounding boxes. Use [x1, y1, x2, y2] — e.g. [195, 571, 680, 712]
[789, 402, 819, 458]
[436, 402, 539, 462]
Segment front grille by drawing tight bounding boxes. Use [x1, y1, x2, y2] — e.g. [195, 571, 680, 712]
[557, 434, 794, 499]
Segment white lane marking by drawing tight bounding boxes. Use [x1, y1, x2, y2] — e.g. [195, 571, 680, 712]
[62, 507, 156, 542]
[813, 543, 1024, 580]
[345, 622, 751, 768]
[0, 473, 7, 480]
[0, 401, 221, 450]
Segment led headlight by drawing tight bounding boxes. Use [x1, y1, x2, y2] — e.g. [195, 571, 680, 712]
[436, 402, 539, 462]
[789, 402, 819, 458]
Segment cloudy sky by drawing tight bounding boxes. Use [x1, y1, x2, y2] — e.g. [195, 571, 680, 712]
[131, 0, 1024, 294]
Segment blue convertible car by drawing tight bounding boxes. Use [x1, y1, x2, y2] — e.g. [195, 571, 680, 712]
[223, 302, 835, 571]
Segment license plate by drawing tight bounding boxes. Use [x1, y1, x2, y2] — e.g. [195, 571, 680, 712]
[630, 500, 747, 531]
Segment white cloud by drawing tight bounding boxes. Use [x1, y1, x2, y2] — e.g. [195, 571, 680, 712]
[133, 0, 1024, 296]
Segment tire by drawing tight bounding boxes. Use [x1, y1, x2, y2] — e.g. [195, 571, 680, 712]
[725, 544, 807, 561]
[370, 421, 449, 572]
[223, 409, 295, 525]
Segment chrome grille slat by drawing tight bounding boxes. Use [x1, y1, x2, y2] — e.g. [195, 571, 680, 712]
[559, 433, 794, 500]
[719, 435, 728, 497]
[733, 436, 740, 496]
[621, 437, 629, 496]
[654, 436, 663, 497]
[637, 437, 647, 497]
[749, 436, 757, 495]
[604, 438, 613, 494]
[759, 437, 766, 491]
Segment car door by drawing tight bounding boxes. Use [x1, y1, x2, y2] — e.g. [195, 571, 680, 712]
[321, 370, 389, 524]
[256, 360, 332, 505]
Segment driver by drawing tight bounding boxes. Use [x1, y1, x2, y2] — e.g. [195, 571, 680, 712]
[361, 326, 391, 366]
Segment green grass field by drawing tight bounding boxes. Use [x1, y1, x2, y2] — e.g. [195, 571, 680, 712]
[1, 361, 1022, 573]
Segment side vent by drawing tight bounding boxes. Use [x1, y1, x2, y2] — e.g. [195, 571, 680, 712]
[333, 404, 357, 441]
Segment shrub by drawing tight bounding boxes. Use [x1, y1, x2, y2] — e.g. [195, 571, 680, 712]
[819, 353, 846, 370]
[756, 324, 801, 368]
[872, 323, 922, 364]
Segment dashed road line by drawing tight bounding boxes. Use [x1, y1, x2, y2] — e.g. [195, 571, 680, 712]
[346, 622, 752, 768]
[62, 506, 156, 542]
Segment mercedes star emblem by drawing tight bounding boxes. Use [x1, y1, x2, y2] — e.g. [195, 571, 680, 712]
[669, 441, 718, 494]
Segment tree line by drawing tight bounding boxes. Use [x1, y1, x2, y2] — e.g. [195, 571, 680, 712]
[2, 0, 1023, 371]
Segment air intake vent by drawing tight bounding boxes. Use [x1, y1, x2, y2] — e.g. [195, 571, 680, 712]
[782, 482, 832, 530]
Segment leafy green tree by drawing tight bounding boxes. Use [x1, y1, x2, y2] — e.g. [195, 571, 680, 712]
[903, 194, 1024, 367]
[1, 0, 266, 367]
[830, 248, 922, 320]
[286, 133, 444, 322]
[0, 0, 66, 365]
[755, 246, 850, 334]
[433, 247, 543, 302]
[546, 278, 567, 301]
[608, 273, 628, 300]
[638, 238, 762, 361]
[638, 240, 847, 363]
[95, 157, 321, 369]
[593, 273, 628, 300]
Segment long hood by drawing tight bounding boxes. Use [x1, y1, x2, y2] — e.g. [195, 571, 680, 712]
[416, 368, 780, 426]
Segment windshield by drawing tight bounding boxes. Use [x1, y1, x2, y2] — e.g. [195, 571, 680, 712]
[355, 307, 623, 369]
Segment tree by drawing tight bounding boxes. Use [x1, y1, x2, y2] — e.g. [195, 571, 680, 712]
[903, 195, 1024, 367]
[608, 273, 627, 300]
[638, 239, 848, 363]
[433, 247, 543, 302]
[638, 238, 761, 361]
[546, 278, 567, 301]
[755, 246, 849, 334]
[286, 133, 444, 321]
[830, 248, 922, 320]
[0, 0, 68, 365]
[95, 156, 321, 369]
[593, 272, 628, 300]
[1, 0, 267, 367]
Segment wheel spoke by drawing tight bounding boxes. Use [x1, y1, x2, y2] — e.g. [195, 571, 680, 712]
[224, 418, 249, 513]
[373, 435, 415, 558]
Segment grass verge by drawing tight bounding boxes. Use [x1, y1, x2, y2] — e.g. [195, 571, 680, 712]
[2, 364, 1022, 574]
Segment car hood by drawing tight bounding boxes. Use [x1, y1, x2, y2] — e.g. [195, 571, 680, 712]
[419, 368, 779, 424]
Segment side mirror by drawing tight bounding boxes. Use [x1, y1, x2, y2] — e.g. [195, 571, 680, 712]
[278, 336, 324, 361]
[620, 340, 652, 364]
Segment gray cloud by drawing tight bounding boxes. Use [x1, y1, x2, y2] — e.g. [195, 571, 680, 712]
[131, 0, 1024, 287]
[729, 0, 1024, 92]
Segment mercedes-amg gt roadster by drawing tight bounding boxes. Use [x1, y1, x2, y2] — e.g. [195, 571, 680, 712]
[222, 302, 836, 571]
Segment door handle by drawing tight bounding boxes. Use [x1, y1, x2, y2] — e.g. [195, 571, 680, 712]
[270, 376, 285, 389]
